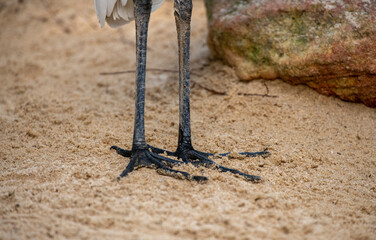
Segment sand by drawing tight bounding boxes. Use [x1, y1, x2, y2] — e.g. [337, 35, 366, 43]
[0, 0, 375, 239]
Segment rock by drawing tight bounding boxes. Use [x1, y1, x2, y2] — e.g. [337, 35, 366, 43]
[205, 0, 376, 107]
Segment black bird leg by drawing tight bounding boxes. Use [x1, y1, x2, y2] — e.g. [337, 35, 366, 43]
[111, 0, 207, 182]
[167, 0, 268, 182]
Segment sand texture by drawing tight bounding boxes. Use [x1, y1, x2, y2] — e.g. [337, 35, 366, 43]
[0, 0, 375, 239]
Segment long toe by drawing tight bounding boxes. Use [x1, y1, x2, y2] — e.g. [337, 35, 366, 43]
[148, 152, 206, 181]
[148, 145, 176, 156]
[155, 164, 207, 182]
[149, 151, 184, 168]
[111, 146, 132, 158]
[175, 147, 264, 182]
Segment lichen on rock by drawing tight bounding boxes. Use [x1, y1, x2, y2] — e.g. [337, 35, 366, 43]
[205, 0, 376, 107]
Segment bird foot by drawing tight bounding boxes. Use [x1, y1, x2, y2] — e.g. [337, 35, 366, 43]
[110, 146, 207, 182]
[148, 145, 269, 182]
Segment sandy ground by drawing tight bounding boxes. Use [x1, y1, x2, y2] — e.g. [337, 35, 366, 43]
[0, 0, 375, 239]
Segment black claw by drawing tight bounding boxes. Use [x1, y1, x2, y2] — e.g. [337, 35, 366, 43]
[193, 175, 208, 182]
[111, 145, 132, 158]
[239, 151, 270, 158]
[218, 151, 270, 158]
[250, 175, 262, 182]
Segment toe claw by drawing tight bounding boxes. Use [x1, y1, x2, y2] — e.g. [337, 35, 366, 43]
[239, 151, 270, 158]
[244, 174, 261, 182]
[193, 175, 208, 182]
[111, 145, 132, 158]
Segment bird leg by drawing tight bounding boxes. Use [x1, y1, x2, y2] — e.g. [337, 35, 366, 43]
[112, 0, 268, 182]
[112, 0, 207, 182]
[172, 0, 269, 182]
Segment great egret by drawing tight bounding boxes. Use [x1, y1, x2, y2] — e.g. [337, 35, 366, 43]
[95, 0, 268, 182]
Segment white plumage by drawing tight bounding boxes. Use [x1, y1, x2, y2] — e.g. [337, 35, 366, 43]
[94, 0, 164, 28]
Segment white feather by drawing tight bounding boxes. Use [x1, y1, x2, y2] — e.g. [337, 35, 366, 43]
[117, 0, 134, 21]
[94, 0, 165, 28]
[121, 0, 128, 6]
[106, 0, 117, 16]
[151, 0, 164, 12]
[94, 0, 107, 27]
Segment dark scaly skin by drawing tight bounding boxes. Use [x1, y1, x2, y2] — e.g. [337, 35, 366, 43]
[112, 0, 269, 182]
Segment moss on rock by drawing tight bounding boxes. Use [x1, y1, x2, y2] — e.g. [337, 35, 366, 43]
[205, 0, 376, 107]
